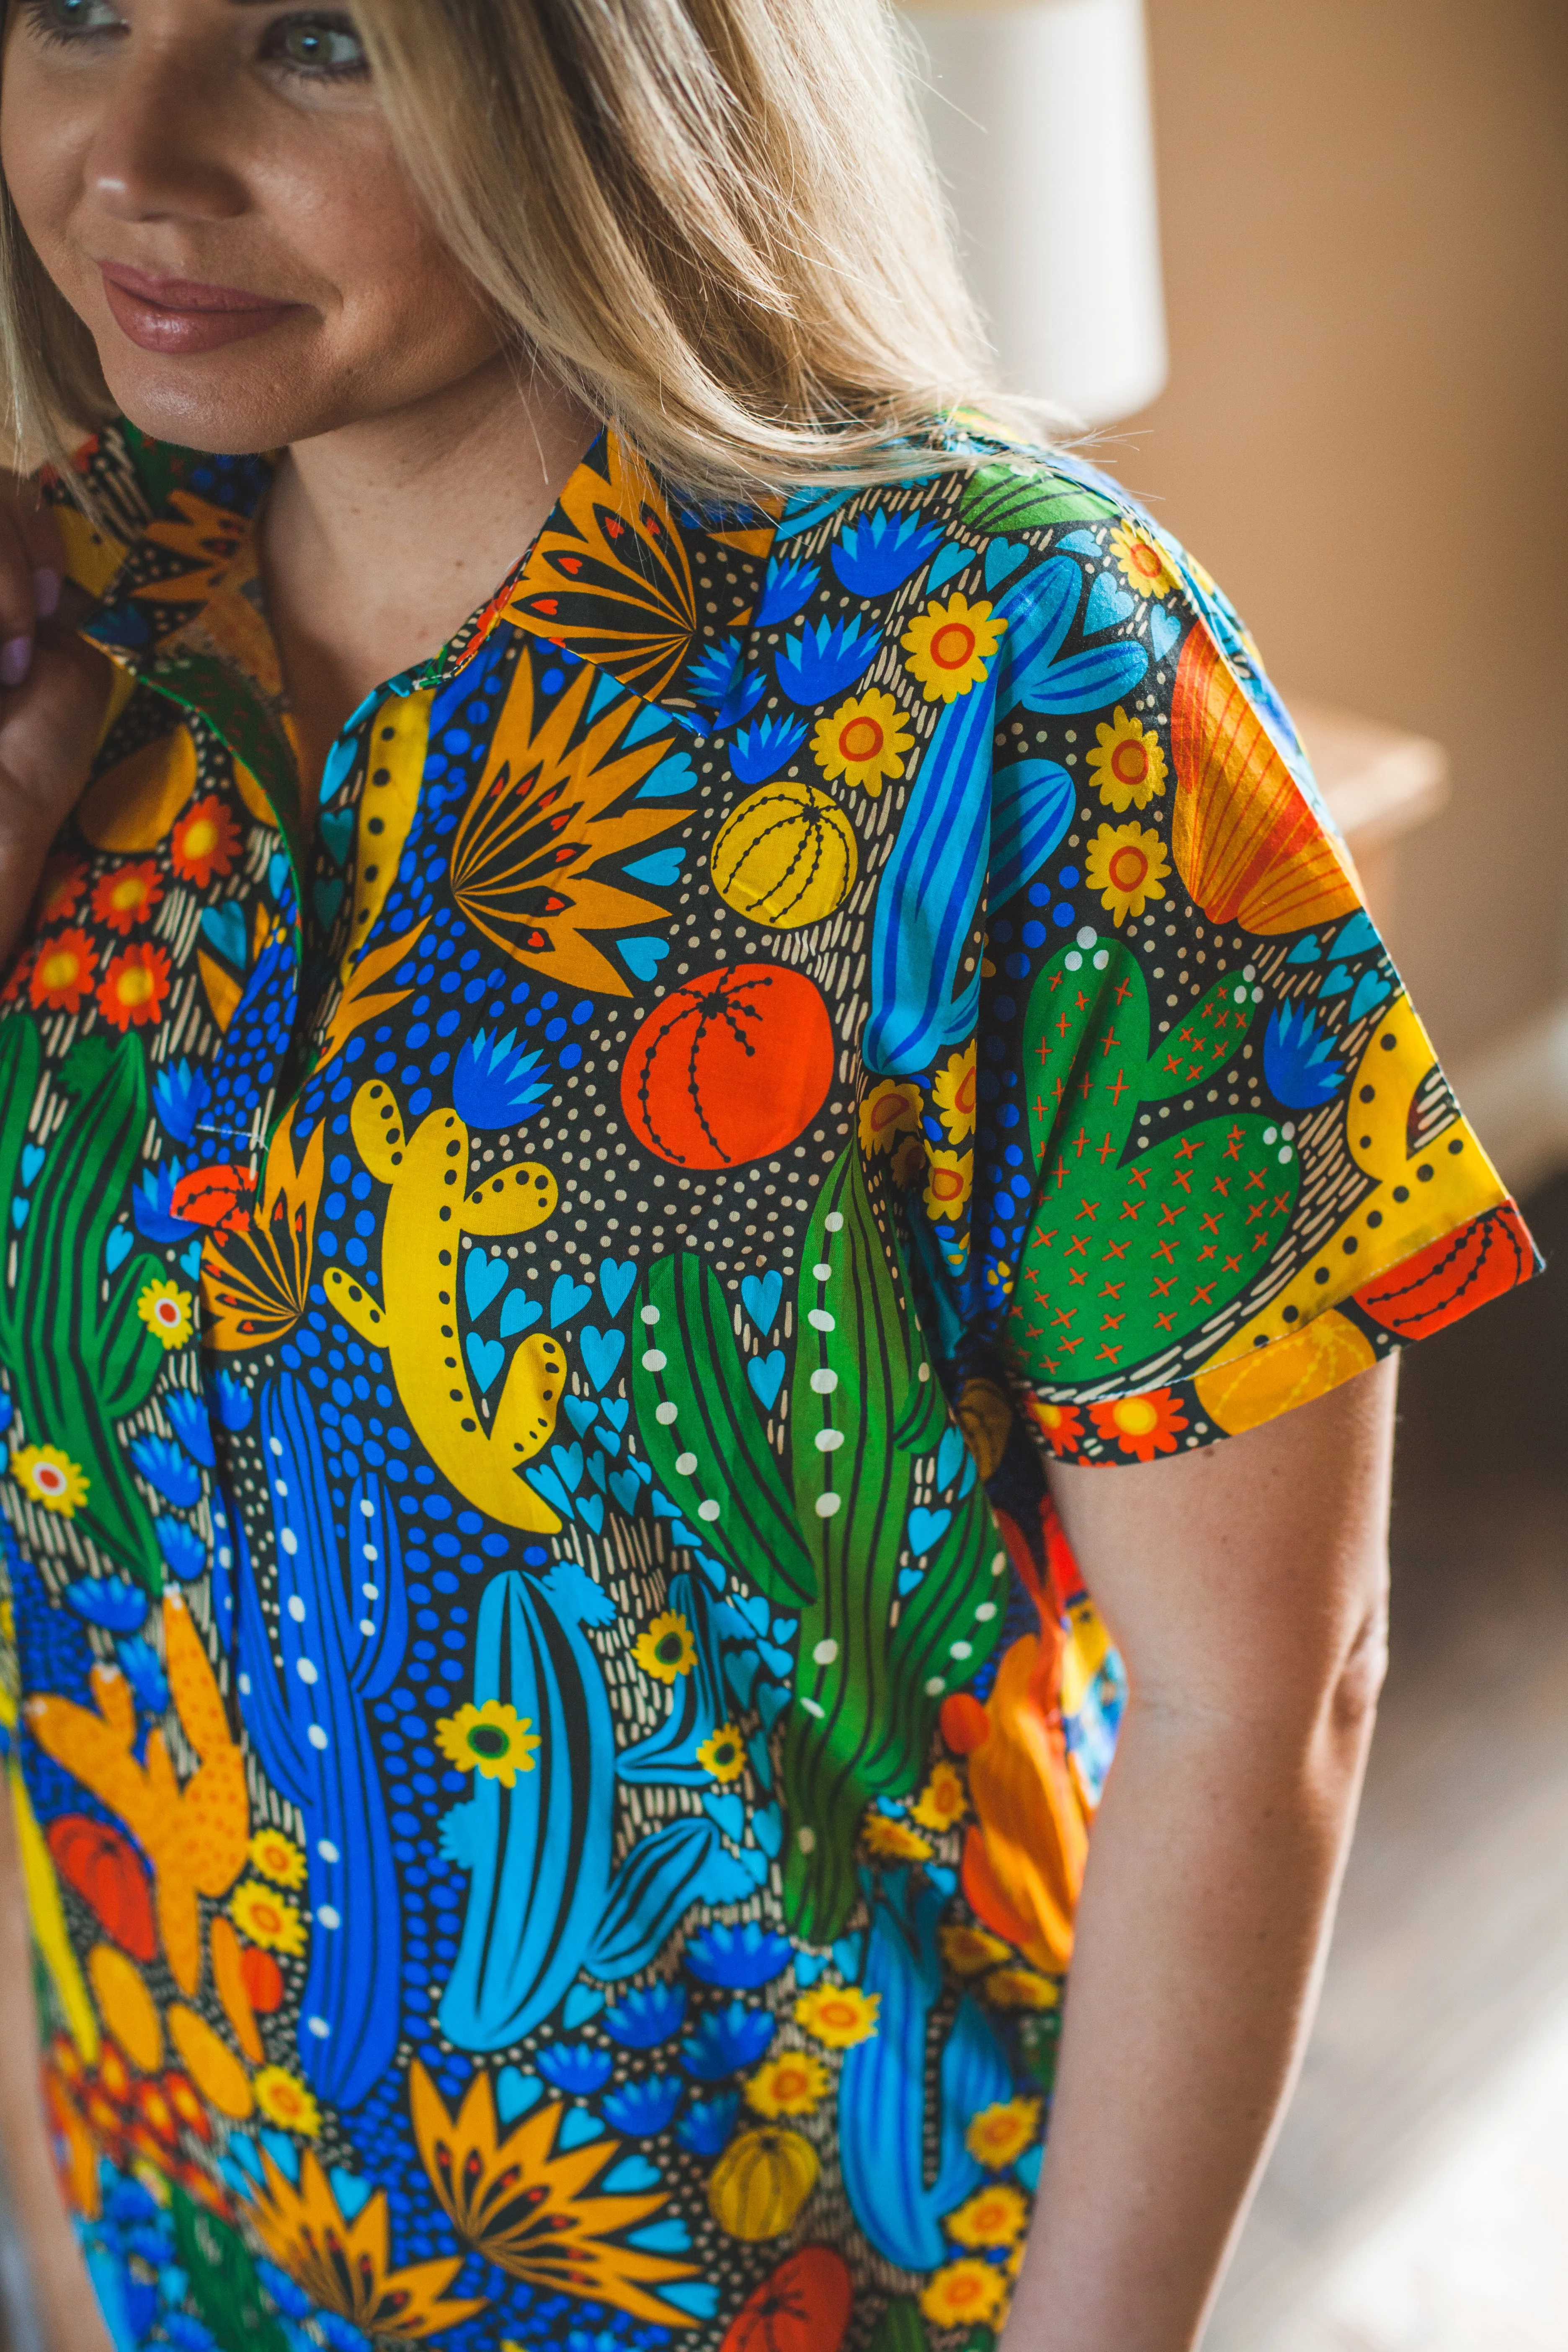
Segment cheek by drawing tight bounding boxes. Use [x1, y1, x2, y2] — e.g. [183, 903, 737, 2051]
[0, 50, 93, 295]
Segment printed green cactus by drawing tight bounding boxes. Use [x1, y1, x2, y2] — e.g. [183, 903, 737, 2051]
[0, 1017, 168, 1589]
[1008, 941, 1299, 1386]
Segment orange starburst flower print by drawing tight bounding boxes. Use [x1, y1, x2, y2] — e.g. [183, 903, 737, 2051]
[1089, 1389, 1188, 1462]
[1026, 1398, 1084, 1455]
[172, 793, 241, 885]
[30, 928, 96, 1014]
[98, 941, 170, 1031]
[92, 861, 163, 936]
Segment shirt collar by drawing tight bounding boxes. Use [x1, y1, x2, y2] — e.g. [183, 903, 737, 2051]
[64, 421, 782, 877]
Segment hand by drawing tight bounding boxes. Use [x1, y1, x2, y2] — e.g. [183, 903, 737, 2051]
[0, 474, 113, 972]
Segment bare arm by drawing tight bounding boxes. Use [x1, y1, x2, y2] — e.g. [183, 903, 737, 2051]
[1003, 1355, 1398, 2352]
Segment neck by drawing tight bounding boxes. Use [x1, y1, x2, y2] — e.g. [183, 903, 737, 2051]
[260, 351, 597, 798]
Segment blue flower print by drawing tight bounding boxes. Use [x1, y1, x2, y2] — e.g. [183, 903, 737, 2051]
[755, 556, 820, 627]
[452, 1028, 551, 1129]
[535, 2043, 614, 2096]
[154, 1519, 207, 1584]
[674, 2091, 739, 2157]
[210, 1371, 253, 1433]
[603, 1981, 688, 2048]
[775, 615, 881, 703]
[730, 714, 809, 786]
[62, 1576, 148, 1635]
[685, 634, 766, 727]
[1264, 1001, 1344, 1109]
[115, 1637, 169, 1716]
[683, 1922, 794, 1990]
[128, 1435, 202, 1509]
[831, 506, 944, 596]
[164, 1389, 216, 1468]
[679, 2000, 774, 2080]
[151, 1058, 211, 1147]
[600, 2076, 683, 2136]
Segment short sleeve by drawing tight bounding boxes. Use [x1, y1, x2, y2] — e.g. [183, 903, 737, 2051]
[882, 470, 1538, 1467]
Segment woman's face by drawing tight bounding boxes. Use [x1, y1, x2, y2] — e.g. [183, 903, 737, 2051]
[1, 0, 503, 453]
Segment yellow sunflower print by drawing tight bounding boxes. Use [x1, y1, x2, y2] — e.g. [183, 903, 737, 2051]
[744, 2051, 830, 2119]
[634, 1610, 697, 1682]
[965, 2096, 1042, 2169]
[924, 1147, 972, 1225]
[811, 688, 913, 795]
[1085, 820, 1169, 923]
[794, 1983, 879, 2049]
[253, 2066, 321, 2137]
[435, 1698, 540, 1787]
[862, 1812, 934, 1864]
[1109, 518, 1173, 601]
[859, 1077, 923, 1157]
[247, 1828, 307, 1889]
[136, 1278, 193, 1350]
[696, 1723, 746, 1782]
[945, 2182, 1031, 2249]
[911, 1759, 968, 1831]
[921, 2258, 1006, 2329]
[1086, 705, 1167, 812]
[901, 593, 1006, 703]
[11, 1444, 88, 1517]
[230, 1879, 307, 1957]
[985, 1967, 1061, 2011]
[938, 1922, 1012, 1978]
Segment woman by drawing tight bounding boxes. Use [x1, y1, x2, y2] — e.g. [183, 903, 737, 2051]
[0, 3, 1535, 2348]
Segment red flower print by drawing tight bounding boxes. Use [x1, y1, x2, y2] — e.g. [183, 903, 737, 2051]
[169, 1163, 255, 1235]
[1088, 1389, 1188, 1462]
[1025, 1397, 1084, 1455]
[98, 941, 170, 1031]
[30, 928, 96, 1014]
[92, 861, 163, 936]
[171, 794, 241, 885]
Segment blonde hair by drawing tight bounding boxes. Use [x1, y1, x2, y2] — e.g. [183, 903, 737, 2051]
[2, 0, 1010, 498]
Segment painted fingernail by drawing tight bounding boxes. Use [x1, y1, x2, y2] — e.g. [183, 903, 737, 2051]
[0, 635, 31, 688]
[32, 567, 61, 619]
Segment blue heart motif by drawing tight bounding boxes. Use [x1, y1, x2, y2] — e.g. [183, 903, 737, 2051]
[1058, 529, 1101, 555]
[599, 1257, 638, 1318]
[19, 1145, 44, 1186]
[563, 1985, 606, 2028]
[703, 1792, 746, 1841]
[609, 1468, 643, 1514]
[10, 1198, 27, 1229]
[586, 1450, 608, 1490]
[580, 1326, 625, 1391]
[1320, 963, 1354, 997]
[312, 876, 346, 930]
[464, 1251, 510, 1318]
[627, 1455, 653, 1487]
[731, 1592, 771, 1638]
[564, 1395, 600, 1436]
[465, 1332, 506, 1394]
[550, 1274, 593, 1327]
[747, 1350, 785, 1409]
[984, 536, 1029, 589]
[740, 1271, 783, 1335]
[751, 1803, 783, 1858]
[550, 1442, 584, 1493]
[180, 1240, 203, 1278]
[496, 2068, 544, 2124]
[499, 1291, 542, 1338]
[1148, 605, 1181, 661]
[906, 1506, 952, 1557]
[105, 1226, 134, 1274]
[1287, 933, 1323, 966]
[318, 804, 356, 864]
[200, 901, 247, 967]
[1348, 969, 1393, 1023]
[651, 1489, 683, 1522]
[1085, 570, 1137, 632]
[601, 1399, 630, 1431]
[897, 1566, 925, 1597]
[925, 540, 972, 591]
[620, 936, 670, 982]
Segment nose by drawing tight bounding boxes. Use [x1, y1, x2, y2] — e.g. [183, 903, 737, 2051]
[86, 37, 247, 223]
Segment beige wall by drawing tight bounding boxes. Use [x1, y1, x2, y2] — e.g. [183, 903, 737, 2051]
[1108, 0, 1568, 1068]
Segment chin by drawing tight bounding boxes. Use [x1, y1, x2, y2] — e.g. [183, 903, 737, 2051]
[96, 340, 349, 458]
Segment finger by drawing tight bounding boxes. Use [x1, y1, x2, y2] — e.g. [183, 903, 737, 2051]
[0, 506, 41, 689]
[3, 477, 67, 620]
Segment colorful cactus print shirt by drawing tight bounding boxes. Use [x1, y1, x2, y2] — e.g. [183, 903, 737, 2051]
[0, 419, 1534, 2352]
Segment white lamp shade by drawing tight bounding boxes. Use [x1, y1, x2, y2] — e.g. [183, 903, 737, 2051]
[903, 0, 1168, 426]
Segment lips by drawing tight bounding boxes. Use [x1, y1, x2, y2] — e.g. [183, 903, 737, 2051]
[98, 262, 303, 355]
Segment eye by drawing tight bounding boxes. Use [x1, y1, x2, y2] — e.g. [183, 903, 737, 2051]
[21, 0, 125, 42]
[263, 12, 368, 78]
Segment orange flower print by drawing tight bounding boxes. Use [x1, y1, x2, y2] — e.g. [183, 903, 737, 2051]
[1089, 1389, 1189, 1462]
[92, 861, 164, 936]
[30, 928, 96, 1014]
[172, 794, 241, 885]
[98, 942, 170, 1031]
[37, 856, 87, 925]
[1025, 1398, 1083, 1455]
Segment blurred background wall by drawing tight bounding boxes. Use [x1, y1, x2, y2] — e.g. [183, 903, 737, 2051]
[1118, 0, 1568, 1186]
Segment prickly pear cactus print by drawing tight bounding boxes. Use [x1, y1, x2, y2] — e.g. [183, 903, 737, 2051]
[0, 418, 1532, 2352]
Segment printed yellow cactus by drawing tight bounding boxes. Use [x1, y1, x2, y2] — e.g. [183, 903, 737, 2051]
[324, 1078, 567, 1529]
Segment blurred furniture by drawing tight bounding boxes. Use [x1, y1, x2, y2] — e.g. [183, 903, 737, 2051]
[1289, 697, 1450, 934]
[903, 0, 1167, 423]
